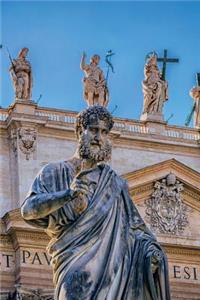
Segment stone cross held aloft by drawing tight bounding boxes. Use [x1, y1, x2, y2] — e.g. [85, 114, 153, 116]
[157, 49, 179, 80]
[196, 73, 200, 86]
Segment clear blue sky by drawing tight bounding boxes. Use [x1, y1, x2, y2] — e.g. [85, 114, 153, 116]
[1, 1, 200, 126]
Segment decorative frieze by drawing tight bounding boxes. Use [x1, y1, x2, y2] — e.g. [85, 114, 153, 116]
[7, 285, 54, 300]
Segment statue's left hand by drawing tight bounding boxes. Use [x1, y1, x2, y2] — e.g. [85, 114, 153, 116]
[150, 249, 163, 273]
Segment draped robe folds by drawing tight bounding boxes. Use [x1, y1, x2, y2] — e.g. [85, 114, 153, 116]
[23, 160, 171, 300]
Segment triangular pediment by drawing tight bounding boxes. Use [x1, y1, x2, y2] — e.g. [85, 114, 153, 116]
[123, 158, 200, 251]
[123, 158, 200, 193]
[123, 159, 200, 212]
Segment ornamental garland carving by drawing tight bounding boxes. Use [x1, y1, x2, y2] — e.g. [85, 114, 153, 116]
[8, 286, 54, 300]
[145, 173, 189, 235]
[18, 127, 37, 160]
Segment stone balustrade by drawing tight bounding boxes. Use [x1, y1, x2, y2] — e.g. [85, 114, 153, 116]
[164, 126, 200, 141]
[0, 106, 199, 142]
[0, 109, 8, 121]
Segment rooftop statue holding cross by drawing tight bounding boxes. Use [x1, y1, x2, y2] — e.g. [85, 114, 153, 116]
[141, 50, 179, 121]
[142, 51, 168, 116]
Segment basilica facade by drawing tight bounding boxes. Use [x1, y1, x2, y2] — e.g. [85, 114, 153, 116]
[0, 99, 200, 299]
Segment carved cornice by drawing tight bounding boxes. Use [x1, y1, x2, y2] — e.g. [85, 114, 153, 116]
[183, 189, 200, 202]
[0, 234, 13, 246]
[113, 136, 200, 157]
[9, 228, 50, 242]
[38, 126, 76, 140]
[1, 209, 50, 249]
[163, 245, 200, 257]
[130, 183, 153, 196]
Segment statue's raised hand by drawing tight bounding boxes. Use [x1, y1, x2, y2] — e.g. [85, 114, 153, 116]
[70, 178, 90, 214]
[70, 178, 90, 198]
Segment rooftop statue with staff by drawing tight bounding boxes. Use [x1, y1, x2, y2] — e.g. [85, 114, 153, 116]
[80, 52, 109, 107]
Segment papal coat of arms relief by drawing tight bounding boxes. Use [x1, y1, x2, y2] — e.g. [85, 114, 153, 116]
[18, 127, 37, 160]
[145, 173, 189, 235]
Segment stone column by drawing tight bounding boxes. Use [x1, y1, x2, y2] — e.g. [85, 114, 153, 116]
[7, 100, 39, 210]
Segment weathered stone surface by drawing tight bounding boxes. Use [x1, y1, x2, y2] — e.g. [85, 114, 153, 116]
[0, 102, 200, 299]
[21, 106, 170, 300]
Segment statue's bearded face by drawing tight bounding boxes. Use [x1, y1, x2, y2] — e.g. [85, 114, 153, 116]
[78, 120, 112, 163]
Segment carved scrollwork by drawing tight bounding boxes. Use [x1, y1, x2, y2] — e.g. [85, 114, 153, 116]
[7, 286, 54, 300]
[145, 173, 189, 235]
[18, 127, 37, 160]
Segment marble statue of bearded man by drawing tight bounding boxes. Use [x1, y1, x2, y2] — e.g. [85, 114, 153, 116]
[21, 106, 171, 300]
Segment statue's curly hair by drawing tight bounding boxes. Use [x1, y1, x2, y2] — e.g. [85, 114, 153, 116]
[75, 105, 114, 136]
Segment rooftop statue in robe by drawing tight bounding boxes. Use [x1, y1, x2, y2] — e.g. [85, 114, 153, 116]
[142, 52, 168, 115]
[9, 47, 32, 101]
[189, 85, 200, 128]
[80, 52, 109, 107]
[21, 105, 171, 300]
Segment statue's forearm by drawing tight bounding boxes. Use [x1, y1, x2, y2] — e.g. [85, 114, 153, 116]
[21, 189, 72, 220]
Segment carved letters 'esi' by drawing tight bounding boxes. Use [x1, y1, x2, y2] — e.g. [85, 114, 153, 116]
[145, 173, 189, 235]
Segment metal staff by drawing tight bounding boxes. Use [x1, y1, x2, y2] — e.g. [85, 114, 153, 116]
[6, 46, 15, 71]
[105, 49, 115, 82]
[185, 105, 195, 127]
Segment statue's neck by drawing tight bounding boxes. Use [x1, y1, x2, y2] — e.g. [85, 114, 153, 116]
[81, 159, 98, 171]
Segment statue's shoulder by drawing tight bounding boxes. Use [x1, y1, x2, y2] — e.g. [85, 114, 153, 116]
[39, 160, 72, 176]
[103, 164, 127, 187]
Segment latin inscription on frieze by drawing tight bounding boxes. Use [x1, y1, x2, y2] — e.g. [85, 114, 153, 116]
[171, 265, 199, 281]
[0, 252, 15, 271]
[0, 251, 200, 283]
[21, 249, 51, 266]
[0, 249, 51, 271]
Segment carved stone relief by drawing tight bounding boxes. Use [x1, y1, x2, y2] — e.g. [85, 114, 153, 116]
[7, 285, 53, 300]
[145, 173, 189, 235]
[18, 127, 37, 160]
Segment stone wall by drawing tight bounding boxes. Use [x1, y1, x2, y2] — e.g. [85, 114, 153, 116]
[0, 101, 200, 217]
